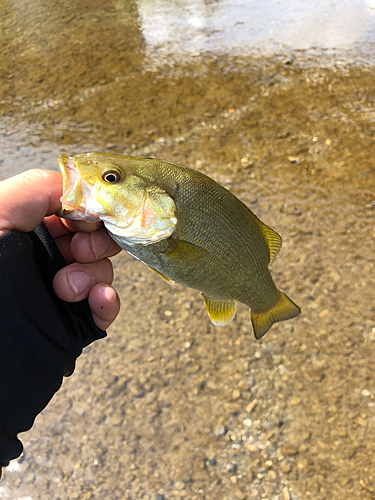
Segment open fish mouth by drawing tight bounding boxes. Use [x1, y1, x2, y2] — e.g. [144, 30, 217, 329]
[57, 154, 100, 221]
[59, 155, 77, 203]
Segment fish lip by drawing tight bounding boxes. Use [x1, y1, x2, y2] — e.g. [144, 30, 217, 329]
[58, 154, 77, 197]
[57, 154, 86, 218]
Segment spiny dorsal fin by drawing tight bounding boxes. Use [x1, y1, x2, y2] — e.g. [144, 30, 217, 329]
[201, 294, 237, 327]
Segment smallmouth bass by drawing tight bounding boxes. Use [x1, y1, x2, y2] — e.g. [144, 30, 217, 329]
[57, 152, 300, 339]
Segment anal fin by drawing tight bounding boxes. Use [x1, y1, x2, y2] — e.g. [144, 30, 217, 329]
[201, 294, 237, 327]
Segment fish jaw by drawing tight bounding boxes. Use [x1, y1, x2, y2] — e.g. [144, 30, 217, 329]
[57, 154, 101, 222]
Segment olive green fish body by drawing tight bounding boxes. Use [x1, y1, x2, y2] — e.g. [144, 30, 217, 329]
[58, 153, 300, 338]
[111, 164, 279, 312]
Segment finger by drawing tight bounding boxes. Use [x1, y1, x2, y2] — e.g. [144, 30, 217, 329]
[70, 228, 121, 263]
[52, 260, 114, 302]
[88, 284, 120, 330]
[44, 215, 103, 239]
[0, 170, 62, 237]
[53, 232, 75, 264]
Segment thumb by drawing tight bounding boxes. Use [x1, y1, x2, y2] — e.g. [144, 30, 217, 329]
[0, 169, 63, 237]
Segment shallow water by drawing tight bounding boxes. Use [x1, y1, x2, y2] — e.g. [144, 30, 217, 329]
[1, 1, 375, 499]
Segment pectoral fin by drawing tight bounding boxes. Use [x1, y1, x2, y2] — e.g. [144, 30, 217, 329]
[148, 266, 175, 285]
[201, 294, 237, 327]
[166, 238, 208, 264]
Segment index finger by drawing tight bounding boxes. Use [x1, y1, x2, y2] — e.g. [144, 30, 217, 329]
[0, 169, 63, 237]
[43, 214, 103, 239]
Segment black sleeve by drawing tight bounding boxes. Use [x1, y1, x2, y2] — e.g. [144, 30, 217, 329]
[0, 223, 106, 469]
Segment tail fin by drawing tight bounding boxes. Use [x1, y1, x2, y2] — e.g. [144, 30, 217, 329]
[250, 291, 301, 340]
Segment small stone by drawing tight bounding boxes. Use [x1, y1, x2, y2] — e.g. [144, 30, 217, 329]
[268, 470, 277, 480]
[215, 425, 227, 437]
[243, 418, 252, 427]
[232, 389, 241, 400]
[230, 475, 238, 484]
[362, 389, 371, 397]
[226, 461, 237, 473]
[288, 156, 301, 164]
[282, 487, 291, 500]
[281, 446, 299, 456]
[155, 495, 165, 500]
[189, 364, 200, 374]
[174, 481, 185, 490]
[246, 400, 257, 412]
[79, 492, 93, 500]
[237, 379, 249, 390]
[164, 310, 172, 317]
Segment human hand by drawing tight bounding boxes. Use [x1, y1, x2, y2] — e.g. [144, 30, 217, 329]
[0, 169, 121, 330]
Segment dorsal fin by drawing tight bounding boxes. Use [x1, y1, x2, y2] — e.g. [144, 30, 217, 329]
[259, 222, 282, 264]
[241, 201, 282, 265]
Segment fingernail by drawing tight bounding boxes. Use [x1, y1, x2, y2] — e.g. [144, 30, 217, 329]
[68, 271, 91, 296]
[90, 229, 111, 259]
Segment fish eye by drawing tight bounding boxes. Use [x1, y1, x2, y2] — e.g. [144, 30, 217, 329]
[102, 170, 121, 184]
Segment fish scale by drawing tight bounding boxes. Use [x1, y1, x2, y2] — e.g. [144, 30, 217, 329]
[58, 152, 301, 339]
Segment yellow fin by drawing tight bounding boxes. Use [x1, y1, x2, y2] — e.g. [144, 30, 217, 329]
[241, 201, 282, 264]
[201, 294, 237, 327]
[259, 222, 282, 265]
[250, 291, 301, 340]
[148, 266, 175, 285]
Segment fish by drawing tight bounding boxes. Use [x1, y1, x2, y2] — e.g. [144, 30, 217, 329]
[57, 152, 301, 339]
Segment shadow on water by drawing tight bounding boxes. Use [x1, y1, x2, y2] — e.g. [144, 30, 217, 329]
[1, 1, 375, 499]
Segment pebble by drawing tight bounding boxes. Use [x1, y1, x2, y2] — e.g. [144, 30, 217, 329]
[215, 425, 227, 437]
[282, 487, 291, 500]
[279, 461, 291, 473]
[288, 156, 301, 164]
[80, 492, 93, 500]
[246, 400, 257, 412]
[243, 418, 253, 427]
[174, 481, 185, 490]
[226, 461, 238, 473]
[268, 470, 277, 480]
[232, 389, 241, 400]
[362, 389, 371, 397]
[281, 445, 299, 456]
